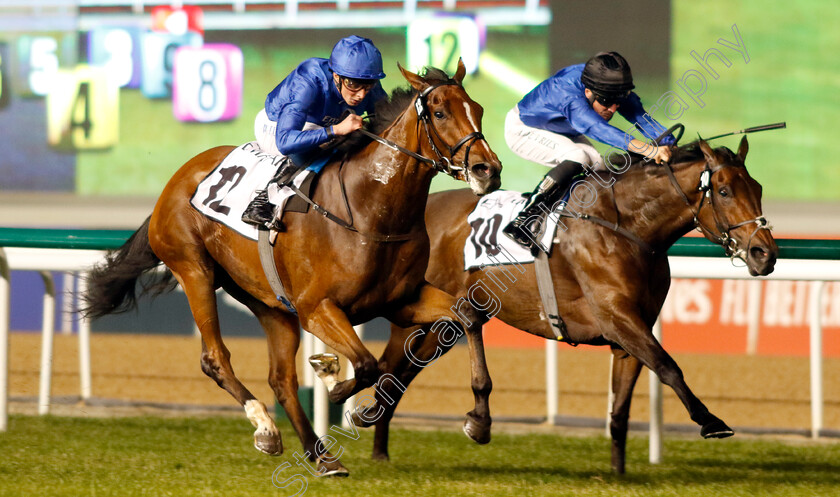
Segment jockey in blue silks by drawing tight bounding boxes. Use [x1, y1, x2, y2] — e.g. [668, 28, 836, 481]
[242, 35, 387, 229]
[502, 51, 675, 248]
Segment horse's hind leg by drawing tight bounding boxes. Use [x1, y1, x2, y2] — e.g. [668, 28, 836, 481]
[609, 347, 643, 475]
[172, 266, 282, 455]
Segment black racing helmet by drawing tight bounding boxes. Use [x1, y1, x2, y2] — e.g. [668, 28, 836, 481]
[580, 51, 635, 98]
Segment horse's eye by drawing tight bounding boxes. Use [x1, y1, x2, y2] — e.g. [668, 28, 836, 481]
[718, 186, 730, 197]
[434, 111, 445, 119]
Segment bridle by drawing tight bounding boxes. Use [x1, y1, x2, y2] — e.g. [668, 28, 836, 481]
[286, 80, 487, 243]
[659, 125, 772, 262]
[357, 81, 487, 182]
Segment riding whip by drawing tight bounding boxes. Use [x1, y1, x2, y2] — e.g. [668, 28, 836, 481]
[704, 122, 786, 141]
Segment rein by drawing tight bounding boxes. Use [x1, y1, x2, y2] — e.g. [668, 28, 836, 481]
[287, 159, 421, 242]
[663, 160, 771, 262]
[358, 82, 486, 182]
[568, 149, 769, 259]
[285, 81, 485, 242]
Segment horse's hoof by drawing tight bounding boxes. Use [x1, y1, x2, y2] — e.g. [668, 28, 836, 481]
[317, 458, 350, 477]
[254, 432, 284, 456]
[463, 412, 491, 445]
[701, 419, 734, 439]
[372, 451, 390, 462]
[350, 407, 375, 428]
[309, 353, 341, 377]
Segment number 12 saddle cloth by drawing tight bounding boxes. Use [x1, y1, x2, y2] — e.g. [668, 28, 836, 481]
[464, 190, 563, 270]
[189, 142, 318, 241]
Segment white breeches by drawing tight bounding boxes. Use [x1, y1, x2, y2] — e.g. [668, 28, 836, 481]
[254, 109, 283, 156]
[254, 109, 329, 157]
[504, 106, 606, 171]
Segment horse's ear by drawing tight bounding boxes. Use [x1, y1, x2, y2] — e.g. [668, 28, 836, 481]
[453, 58, 467, 84]
[698, 138, 718, 166]
[737, 136, 749, 163]
[398, 62, 427, 92]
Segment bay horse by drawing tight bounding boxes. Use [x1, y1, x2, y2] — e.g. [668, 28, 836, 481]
[82, 60, 502, 476]
[354, 135, 777, 474]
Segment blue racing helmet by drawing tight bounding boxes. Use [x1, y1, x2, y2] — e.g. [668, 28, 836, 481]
[328, 35, 386, 80]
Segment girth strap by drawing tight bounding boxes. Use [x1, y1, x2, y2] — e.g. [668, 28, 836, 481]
[534, 249, 567, 340]
[257, 228, 296, 313]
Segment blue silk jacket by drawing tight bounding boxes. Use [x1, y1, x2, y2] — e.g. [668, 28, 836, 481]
[265, 58, 387, 156]
[516, 64, 674, 149]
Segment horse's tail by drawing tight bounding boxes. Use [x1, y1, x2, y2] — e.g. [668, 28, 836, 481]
[80, 216, 176, 319]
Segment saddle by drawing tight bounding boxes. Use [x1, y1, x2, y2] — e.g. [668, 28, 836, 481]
[270, 158, 317, 216]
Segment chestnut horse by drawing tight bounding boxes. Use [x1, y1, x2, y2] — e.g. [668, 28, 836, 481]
[356, 136, 777, 473]
[82, 61, 502, 476]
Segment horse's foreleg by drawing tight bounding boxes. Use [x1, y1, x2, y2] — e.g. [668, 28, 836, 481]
[603, 310, 733, 439]
[303, 299, 380, 404]
[174, 268, 282, 455]
[389, 283, 493, 445]
[609, 347, 643, 475]
[254, 305, 349, 476]
[363, 322, 458, 461]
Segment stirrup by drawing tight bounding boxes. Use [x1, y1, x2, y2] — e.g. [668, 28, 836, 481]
[242, 191, 283, 230]
[502, 218, 537, 248]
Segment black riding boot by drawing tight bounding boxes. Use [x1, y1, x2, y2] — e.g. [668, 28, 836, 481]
[502, 160, 584, 248]
[241, 189, 281, 229]
[241, 160, 299, 230]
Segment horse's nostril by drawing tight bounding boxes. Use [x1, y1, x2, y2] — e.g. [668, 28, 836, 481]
[471, 163, 490, 179]
[750, 246, 768, 262]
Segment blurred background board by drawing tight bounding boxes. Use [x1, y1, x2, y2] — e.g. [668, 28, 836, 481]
[0, 0, 836, 200]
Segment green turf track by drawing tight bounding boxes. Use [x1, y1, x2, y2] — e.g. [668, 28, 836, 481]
[2, 415, 840, 496]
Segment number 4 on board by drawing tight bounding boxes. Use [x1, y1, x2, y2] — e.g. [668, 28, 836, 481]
[46, 65, 119, 151]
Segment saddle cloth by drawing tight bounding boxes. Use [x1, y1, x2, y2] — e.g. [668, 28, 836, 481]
[189, 142, 324, 241]
[464, 190, 562, 270]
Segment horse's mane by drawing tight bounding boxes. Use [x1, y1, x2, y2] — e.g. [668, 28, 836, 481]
[334, 67, 456, 155]
[604, 139, 743, 185]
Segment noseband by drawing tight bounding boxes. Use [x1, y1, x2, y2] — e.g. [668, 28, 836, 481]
[663, 161, 771, 262]
[414, 83, 486, 181]
[357, 82, 487, 182]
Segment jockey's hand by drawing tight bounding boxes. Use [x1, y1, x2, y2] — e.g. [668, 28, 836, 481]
[629, 139, 671, 164]
[652, 145, 671, 164]
[333, 113, 364, 136]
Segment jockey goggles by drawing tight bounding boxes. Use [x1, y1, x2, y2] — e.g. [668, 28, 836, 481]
[593, 90, 629, 108]
[341, 77, 376, 92]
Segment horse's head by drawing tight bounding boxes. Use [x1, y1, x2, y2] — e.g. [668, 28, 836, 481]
[692, 137, 778, 276]
[397, 60, 502, 195]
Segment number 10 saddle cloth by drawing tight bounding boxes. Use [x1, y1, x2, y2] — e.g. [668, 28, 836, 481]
[464, 190, 563, 270]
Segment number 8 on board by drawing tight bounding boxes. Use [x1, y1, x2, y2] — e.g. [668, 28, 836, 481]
[172, 44, 242, 123]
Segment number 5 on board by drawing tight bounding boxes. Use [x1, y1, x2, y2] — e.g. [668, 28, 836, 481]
[46, 65, 119, 151]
